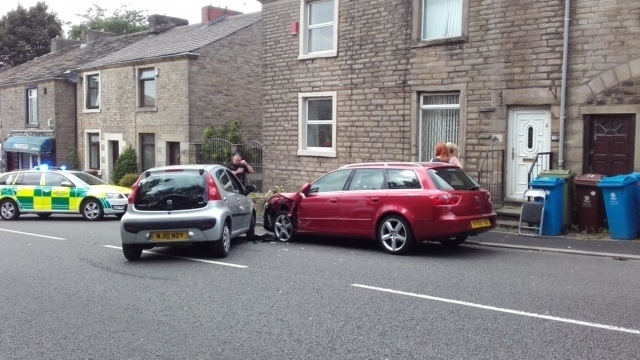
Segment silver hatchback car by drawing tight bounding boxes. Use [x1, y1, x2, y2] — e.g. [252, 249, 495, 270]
[120, 164, 257, 261]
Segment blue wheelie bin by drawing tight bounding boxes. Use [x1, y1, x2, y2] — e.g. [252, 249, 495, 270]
[597, 174, 639, 240]
[529, 177, 565, 236]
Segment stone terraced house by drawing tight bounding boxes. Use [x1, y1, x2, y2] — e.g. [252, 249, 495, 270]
[0, 6, 262, 184]
[258, 0, 640, 208]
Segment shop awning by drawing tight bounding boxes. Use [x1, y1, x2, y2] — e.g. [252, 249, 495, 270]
[4, 136, 54, 153]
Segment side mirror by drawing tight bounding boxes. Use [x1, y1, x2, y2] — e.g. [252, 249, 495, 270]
[245, 184, 257, 194]
[300, 182, 311, 196]
[61, 181, 74, 188]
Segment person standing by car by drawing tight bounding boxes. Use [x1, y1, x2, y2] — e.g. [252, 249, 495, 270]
[227, 151, 254, 185]
[431, 142, 451, 163]
[446, 142, 463, 168]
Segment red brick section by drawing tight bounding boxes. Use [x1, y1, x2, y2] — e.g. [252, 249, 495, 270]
[201, 6, 243, 24]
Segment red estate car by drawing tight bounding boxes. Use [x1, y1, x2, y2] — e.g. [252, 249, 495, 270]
[262, 162, 497, 255]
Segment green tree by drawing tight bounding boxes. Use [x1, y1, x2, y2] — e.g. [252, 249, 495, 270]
[112, 147, 138, 185]
[0, 2, 63, 70]
[68, 4, 147, 40]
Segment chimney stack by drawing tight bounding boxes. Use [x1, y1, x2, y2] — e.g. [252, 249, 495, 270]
[148, 15, 189, 33]
[201, 6, 243, 24]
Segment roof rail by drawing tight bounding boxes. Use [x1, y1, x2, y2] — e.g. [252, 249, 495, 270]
[339, 162, 422, 168]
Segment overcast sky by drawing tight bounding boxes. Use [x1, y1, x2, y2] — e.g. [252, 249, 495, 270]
[0, 1, 262, 32]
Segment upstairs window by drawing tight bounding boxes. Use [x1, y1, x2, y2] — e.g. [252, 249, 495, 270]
[27, 88, 38, 125]
[298, 91, 337, 157]
[413, 0, 467, 45]
[422, 0, 463, 40]
[84, 73, 100, 110]
[299, 0, 339, 59]
[138, 68, 157, 108]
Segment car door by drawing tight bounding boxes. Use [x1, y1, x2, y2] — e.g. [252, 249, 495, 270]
[297, 169, 351, 234]
[339, 168, 388, 236]
[43, 172, 72, 211]
[213, 168, 250, 234]
[14, 172, 43, 211]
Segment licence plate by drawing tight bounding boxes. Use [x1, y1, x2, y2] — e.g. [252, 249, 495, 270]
[152, 231, 189, 241]
[471, 219, 491, 228]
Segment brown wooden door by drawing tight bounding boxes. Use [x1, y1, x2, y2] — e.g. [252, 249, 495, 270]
[168, 142, 181, 165]
[585, 114, 635, 176]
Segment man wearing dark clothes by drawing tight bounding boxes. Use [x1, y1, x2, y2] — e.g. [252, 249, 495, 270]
[227, 151, 254, 185]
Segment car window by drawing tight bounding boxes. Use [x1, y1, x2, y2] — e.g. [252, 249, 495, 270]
[44, 173, 69, 187]
[18, 172, 41, 186]
[0, 173, 15, 185]
[214, 168, 234, 193]
[428, 168, 481, 190]
[348, 169, 386, 190]
[225, 169, 243, 194]
[387, 169, 421, 189]
[70, 171, 107, 185]
[135, 171, 207, 210]
[310, 169, 351, 193]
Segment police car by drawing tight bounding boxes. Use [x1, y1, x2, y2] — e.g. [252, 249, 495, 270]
[0, 165, 131, 221]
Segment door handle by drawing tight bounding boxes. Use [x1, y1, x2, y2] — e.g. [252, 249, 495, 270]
[370, 197, 379, 202]
[512, 148, 515, 160]
[329, 198, 338, 203]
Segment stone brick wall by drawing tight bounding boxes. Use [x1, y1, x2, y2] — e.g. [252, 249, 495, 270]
[188, 21, 263, 145]
[261, 0, 640, 191]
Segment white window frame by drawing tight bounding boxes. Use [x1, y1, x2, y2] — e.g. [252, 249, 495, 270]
[83, 71, 101, 112]
[418, 92, 461, 162]
[27, 88, 38, 125]
[298, 91, 337, 157]
[299, 0, 339, 59]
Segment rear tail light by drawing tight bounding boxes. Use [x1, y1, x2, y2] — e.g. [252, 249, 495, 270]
[430, 193, 461, 206]
[127, 178, 142, 204]
[206, 173, 222, 201]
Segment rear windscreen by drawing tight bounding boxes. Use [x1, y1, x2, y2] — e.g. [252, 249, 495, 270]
[135, 171, 207, 210]
[428, 168, 481, 191]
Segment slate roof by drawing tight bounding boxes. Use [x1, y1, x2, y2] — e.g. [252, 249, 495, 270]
[0, 12, 261, 87]
[77, 12, 261, 70]
[0, 33, 147, 87]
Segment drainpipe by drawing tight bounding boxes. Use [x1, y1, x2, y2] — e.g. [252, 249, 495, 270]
[558, 0, 571, 170]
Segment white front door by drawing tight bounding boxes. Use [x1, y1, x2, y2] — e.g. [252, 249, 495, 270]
[507, 108, 551, 200]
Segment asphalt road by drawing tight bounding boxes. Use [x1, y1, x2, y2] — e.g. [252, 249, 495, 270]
[1, 215, 639, 359]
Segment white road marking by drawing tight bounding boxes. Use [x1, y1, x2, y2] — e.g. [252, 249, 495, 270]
[352, 284, 640, 335]
[103, 245, 248, 268]
[0, 228, 65, 240]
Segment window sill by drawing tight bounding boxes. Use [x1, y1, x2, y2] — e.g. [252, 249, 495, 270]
[298, 51, 337, 60]
[412, 35, 467, 49]
[297, 149, 336, 158]
[83, 108, 100, 113]
[135, 107, 158, 113]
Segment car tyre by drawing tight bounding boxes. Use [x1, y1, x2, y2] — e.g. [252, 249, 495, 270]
[37, 213, 52, 218]
[122, 244, 143, 261]
[378, 215, 415, 255]
[211, 222, 231, 258]
[246, 212, 256, 239]
[81, 199, 104, 221]
[0, 199, 20, 220]
[439, 235, 468, 247]
[273, 211, 294, 242]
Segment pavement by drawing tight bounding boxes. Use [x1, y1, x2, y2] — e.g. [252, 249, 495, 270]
[256, 220, 640, 260]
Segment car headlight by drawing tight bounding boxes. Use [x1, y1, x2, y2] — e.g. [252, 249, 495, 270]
[105, 193, 126, 199]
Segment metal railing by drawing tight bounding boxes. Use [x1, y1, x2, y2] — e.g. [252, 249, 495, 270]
[195, 138, 263, 192]
[527, 152, 553, 186]
[478, 149, 505, 208]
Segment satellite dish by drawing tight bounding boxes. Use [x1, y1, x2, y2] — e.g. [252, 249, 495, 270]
[67, 72, 80, 83]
